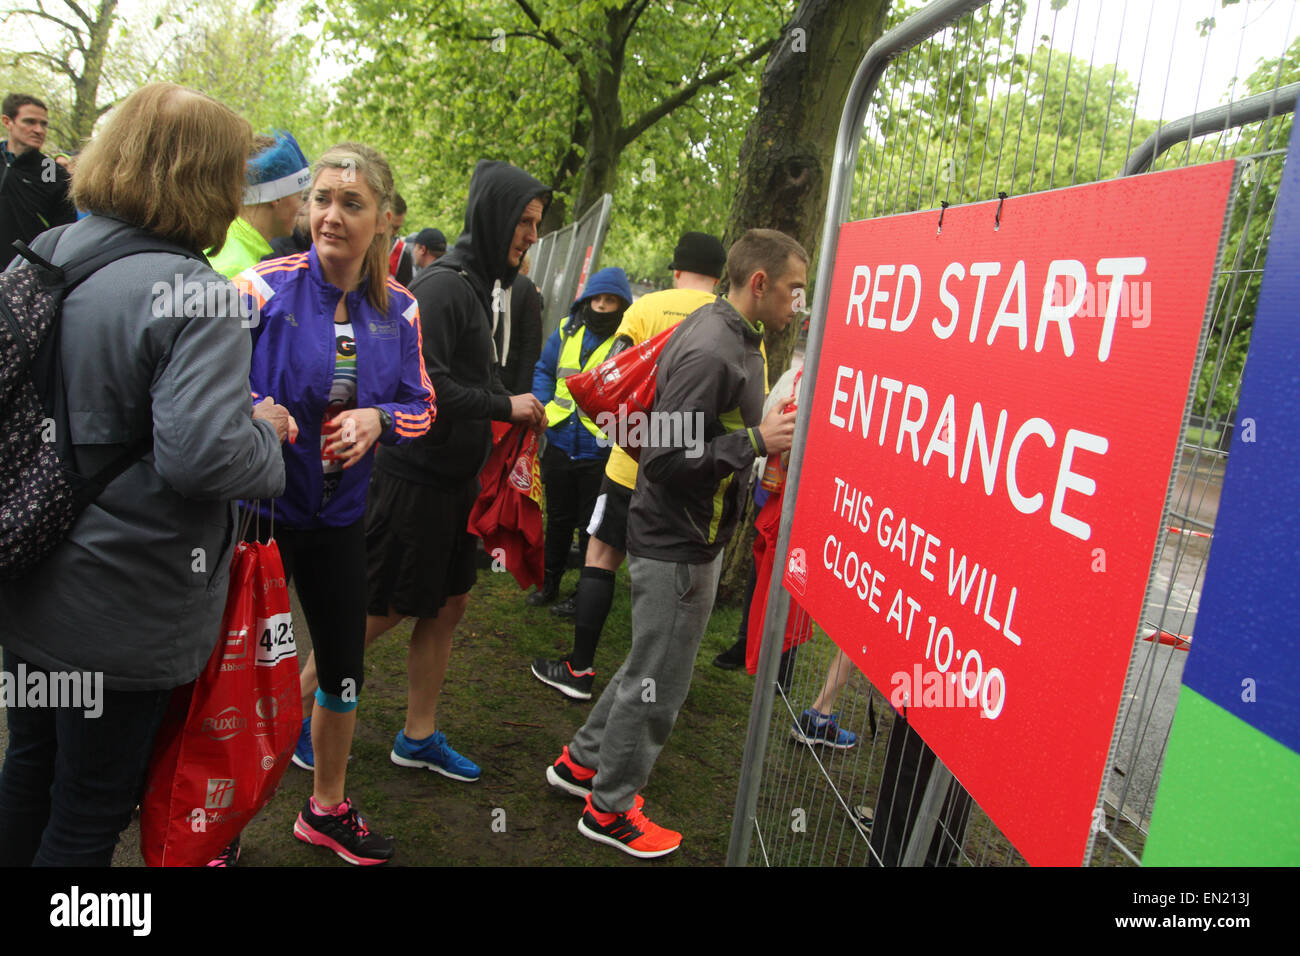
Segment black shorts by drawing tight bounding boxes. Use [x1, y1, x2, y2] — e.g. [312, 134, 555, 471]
[586, 475, 632, 551]
[365, 468, 479, 619]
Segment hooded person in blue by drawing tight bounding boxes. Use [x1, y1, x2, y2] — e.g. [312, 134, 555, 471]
[527, 266, 634, 610]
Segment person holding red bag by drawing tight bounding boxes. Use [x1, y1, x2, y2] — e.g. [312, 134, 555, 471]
[0, 84, 290, 867]
[234, 142, 435, 866]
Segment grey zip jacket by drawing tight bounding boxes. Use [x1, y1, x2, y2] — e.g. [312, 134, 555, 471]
[626, 296, 768, 564]
[0, 215, 286, 690]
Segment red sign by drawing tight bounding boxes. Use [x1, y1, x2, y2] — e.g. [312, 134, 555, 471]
[785, 162, 1234, 865]
[576, 244, 595, 301]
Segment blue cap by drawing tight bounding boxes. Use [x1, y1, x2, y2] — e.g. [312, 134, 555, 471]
[244, 130, 311, 205]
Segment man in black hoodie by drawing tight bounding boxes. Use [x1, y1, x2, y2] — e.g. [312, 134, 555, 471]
[363, 160, 549, 782]
[1, 93, 75, 268]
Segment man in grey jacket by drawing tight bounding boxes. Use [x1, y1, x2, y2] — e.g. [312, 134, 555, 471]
[546, 229, 807, 858]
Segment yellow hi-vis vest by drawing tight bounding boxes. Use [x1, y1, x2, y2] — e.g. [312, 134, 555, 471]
[545, 327, 616, 439]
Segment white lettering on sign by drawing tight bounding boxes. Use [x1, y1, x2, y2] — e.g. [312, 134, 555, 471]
[857, 257, 1148, 362]
[825, 368, 1108, 542]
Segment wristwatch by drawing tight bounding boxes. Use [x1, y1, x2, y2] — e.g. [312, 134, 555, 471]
[377, 408, 393, 434]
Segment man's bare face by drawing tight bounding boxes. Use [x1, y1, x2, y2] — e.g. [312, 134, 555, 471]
[757, 254, 808, 332]
[509, 199, 544, 268]
[2, 105, 49, 155]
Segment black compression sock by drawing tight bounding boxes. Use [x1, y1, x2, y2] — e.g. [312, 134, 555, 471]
[569, 566, 616, 671]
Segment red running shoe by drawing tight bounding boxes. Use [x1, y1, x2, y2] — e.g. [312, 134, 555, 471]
[577, 793, 681, 859]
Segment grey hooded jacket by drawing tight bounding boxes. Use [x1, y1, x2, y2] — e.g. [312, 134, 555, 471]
[0, 215, 286, 690]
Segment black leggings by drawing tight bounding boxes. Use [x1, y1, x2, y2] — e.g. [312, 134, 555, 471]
[541, 443, 605, 576]
[244, 516, 367, 705]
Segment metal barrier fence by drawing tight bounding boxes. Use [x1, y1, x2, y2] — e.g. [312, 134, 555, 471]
[529, 193, 614, 338]
[729, 0, 1298, 867]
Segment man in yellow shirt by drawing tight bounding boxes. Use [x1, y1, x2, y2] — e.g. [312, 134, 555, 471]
[531, 232, 726, 700]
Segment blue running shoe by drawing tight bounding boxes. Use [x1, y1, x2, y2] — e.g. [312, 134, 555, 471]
[292, 715, 313, 770]
[791, 708, 857, 749]
[390, 729, 481, 782]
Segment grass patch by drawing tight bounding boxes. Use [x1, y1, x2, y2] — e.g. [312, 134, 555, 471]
[115, 562, 756, 867]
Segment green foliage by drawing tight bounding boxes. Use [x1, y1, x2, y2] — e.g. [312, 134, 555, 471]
[314, 0, 789, 273]
[848, 1, 1295, 422]
[159, 0, 335, 158]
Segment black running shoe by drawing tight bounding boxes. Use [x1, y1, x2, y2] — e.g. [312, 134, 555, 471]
[531, 657, 594, 700]
[713, 639, 746, 670]
[293, 798, 394, 866]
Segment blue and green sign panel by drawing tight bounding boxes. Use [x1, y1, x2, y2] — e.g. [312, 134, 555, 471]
[1144, 118, 1300, 865]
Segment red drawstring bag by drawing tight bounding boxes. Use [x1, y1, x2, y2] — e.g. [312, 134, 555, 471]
[747, 489, 815, 675]
[140, 538, 301, 866]
[468, 422, 545, 591]
[564, 324, 677, 461]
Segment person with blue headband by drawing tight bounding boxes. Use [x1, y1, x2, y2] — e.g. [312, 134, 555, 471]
[208, 130, 311, 278]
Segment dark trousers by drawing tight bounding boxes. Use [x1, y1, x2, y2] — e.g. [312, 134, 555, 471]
[0, 649, 171, 866]
[540, 443, 605, 577]
[245, 518, 367, 700]
[868, 710, 974, 867]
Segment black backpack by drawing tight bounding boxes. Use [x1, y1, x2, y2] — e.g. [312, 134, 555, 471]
[0, 229, 203, 580]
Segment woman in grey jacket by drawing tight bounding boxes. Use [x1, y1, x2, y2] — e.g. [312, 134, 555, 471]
[0, 83, 291, 866]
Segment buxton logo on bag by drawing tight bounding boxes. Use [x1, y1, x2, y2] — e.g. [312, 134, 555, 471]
[205, 778, 236, 810]
[201, 706, 246, 741]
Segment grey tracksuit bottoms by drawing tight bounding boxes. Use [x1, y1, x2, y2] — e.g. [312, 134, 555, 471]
[569, 551, 725, 813]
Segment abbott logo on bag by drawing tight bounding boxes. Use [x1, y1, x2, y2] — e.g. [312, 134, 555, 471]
[221, 625, 250, 674]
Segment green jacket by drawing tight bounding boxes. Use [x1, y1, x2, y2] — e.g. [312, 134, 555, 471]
[207, 215, 273, 279]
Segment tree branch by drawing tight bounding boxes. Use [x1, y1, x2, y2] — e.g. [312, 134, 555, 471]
[18, 48, 78, 80]
[512, 0, 576, 66]
[9, 6, 87, 47]
[60, 0, 96, 32]
[468, 31, 544, 41]
[620, 0, 652, 45]
[619, 35, 777, 148]
[512, 0, 595, 109]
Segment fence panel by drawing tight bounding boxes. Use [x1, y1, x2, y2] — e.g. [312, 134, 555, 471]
[730, 0, 1298, 868]
[530, 193, 614, 337]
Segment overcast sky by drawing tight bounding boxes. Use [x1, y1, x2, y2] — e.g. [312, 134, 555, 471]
[1017, 0, 1298, 121]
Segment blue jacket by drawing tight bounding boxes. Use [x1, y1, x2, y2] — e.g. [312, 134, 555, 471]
[533, 267, 632, 461]
[237, 247, 436, 528]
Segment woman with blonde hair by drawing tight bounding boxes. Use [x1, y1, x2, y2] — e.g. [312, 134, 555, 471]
[0, 83, 291, 866]
[235, 142, 434, 865]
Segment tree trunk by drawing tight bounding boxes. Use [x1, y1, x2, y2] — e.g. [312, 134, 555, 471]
[69, 0, 118, 145]
[717, 0, 891, 602]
